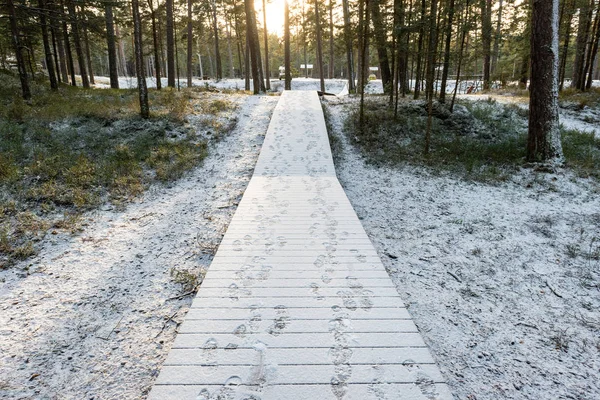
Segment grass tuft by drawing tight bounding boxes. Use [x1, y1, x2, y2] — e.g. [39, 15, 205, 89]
[0, 73, 239, 268]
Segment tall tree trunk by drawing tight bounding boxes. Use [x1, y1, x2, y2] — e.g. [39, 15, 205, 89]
[571, 0, 593, 89]
[481, 0, 492, 89]
[359, 0, 370, 128]
[7, 0, 31, 100]
[148, 0, 161, 89]
[227, 20, 235, 77]
[245, 0, 261, 93]
[285, 0, 292, 89]
[245, 34, 250, 89]
[157, 8, 166, 78]
[105, 4, 119, 89]
[439, 0, 455, 103]
[370, 0, 392, 92]
[491, 0, 503, 75]
[82, 11, 94, 85]
[559, 0, 574, 90]
[315, 0, 326, 92]
[451, 0, 470, 112]
[262, 0, 271, 89]
[39, 0, 58, 90]
[425, 0, 438, 154]
[187, 0, 193, 87]
[329, 0, 335, 78]
[166, 0, 176, 87]
[357, 0, 365, 90]
[60, 0, 76, 86]
[583, 0, 600, 89]
[586, 0, 600, 88]
[519, 54, 530, 88]
[50, 21, 61, 84]
[528, 0, 563, 162]
[49, 0, 68, 83]
[414, 0, 426, 98]
[342, 0, 355, 92]
[67, 0, 89, 88]
[132, 0, 149, 118]
[212, 0, 223, 80]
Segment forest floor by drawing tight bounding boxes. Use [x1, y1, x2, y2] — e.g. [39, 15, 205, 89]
[324, 94, 600, 399]
[0, 91, 278, 398]
[1, 78, 599, 399]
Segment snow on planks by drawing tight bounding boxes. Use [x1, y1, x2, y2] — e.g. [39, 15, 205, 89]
[148, 91, 452, 400]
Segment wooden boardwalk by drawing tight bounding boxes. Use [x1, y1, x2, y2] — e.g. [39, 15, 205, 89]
[148, 91, 452, 400]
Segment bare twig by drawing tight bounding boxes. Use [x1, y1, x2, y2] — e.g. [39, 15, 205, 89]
[166, 286, 199, 301]
[98, 315, 124, 340]
[545, 281, 563, 298]
[155, 311, 179, 338]
[516, 322, 539, 330]
[447, 271, 462, 283]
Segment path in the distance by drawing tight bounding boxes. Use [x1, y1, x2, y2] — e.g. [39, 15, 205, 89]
[149, 91, 452, 399]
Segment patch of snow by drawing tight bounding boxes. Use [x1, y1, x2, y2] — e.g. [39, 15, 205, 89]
[324, 96, 600, 400]
[0, 94, 278, 399]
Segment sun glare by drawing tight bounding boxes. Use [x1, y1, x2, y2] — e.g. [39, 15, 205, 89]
[259, 0, 287, 37]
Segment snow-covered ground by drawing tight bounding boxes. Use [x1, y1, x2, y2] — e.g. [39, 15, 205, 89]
[459, 93, 600, 138]
[3, 78, 599, 399]
[0, 94, 278, 399]
[92, 76, 353, 95]
[324, 95, 600, 399]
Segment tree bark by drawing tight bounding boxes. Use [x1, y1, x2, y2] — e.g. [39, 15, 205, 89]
[583, 0, 600, 89]
[491, 0, 503, 75]
[104, 4, 119, 89]
[187, 0, 193, 87]
[82, 10, 94, 85]
[414, 0, 426, 99]
[440, 0, 455, 103]
[329, 0, 335, 78]
[132, 0, 149, 118]
[481, 0, 492, 90]
[451, 0, 470, 112]
[425, 0, 438, 154]
[7, 0, 31, 100]
[571, 0, 593, 89]
[359, 0, 370, 128]
[558, 0, 574, 90]
[50, 20, 62, 84]
[148, 0, 161, 89]
[285, 0, 292, 89]
[262, 0, 271, 88]
[227, 20, 235, 77]
[528, 0, 563, 163]
[166, 0, 176, 87]
[49, 0, 68, 83]
[60, 0, 76, 86]
[315, 0, 326, 92]
[342, 0, 355, 92]
[370, 0, 392, 92]
[212, 0, 223, 80]
[245, 0, 261, 93]
[66, 0, 89, 88]
[39, 0, 58, 90]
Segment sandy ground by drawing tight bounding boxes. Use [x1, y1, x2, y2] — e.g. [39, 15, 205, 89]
[324, 95, 600, 400]
[0, 94, 278, 399]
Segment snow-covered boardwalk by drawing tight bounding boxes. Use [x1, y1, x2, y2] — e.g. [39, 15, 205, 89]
[149, 91, 451, 399]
